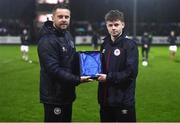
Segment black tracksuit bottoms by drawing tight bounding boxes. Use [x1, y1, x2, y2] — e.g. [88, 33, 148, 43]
[43, 103, 72, 122]
[100, 105, 136, 122]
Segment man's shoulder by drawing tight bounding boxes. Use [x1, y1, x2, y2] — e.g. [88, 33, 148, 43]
[38, 34, 57, 46]
[124, 36, 136, 44]
[102, 35, 110, 44]
[123, 37, 138, 49]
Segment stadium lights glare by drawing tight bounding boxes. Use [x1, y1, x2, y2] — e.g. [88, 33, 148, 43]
[38, 14, 53, 23]
[38, 0, 64, 4]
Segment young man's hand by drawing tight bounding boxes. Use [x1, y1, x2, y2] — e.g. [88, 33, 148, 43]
[96, 74, 107, 82]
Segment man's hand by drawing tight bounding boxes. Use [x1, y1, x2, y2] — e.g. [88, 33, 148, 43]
[96, 74, 107, 82]
[80, 76, 93, 83]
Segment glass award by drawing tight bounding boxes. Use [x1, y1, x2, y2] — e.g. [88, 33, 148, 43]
[79, 51, 102, 79]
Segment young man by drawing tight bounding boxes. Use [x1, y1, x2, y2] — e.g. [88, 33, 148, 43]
[97, 10, 139, 122]
[37, 3, 91, 122]
[167, 30, 177, 60]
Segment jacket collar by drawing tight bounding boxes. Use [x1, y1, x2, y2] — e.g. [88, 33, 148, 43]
[103, 32, 126, 45]
[40, 21, 67, 37]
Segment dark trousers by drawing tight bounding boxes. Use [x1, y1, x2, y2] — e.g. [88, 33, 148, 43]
[142, 47, 149, 60]
[43, 103, 72, 122]
[100, 105, 136, 122]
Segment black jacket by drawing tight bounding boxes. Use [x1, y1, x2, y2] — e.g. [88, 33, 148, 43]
[141, 35, 151, 49]
[21, 28, 29, 45]
[37, 21, 80, 105]
[167, 35, 177, 45]
[98, 34, 139, 107]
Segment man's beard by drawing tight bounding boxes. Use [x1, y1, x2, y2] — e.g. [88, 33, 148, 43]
[53, 23, 69, 31]
[60, 24, 68, 30]
[112, 31, 121, 37]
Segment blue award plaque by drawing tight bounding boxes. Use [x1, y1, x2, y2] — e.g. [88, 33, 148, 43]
[79, 51, 102, 79]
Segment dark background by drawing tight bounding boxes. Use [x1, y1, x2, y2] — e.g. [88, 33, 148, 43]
[0, 0, 180, 41]
[0, 0, 180, 23]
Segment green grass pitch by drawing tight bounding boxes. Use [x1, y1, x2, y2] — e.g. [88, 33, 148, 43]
[0, 45, 180, 122]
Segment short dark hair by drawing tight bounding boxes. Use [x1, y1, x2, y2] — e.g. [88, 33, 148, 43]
[105, 10, 124, 22]
[52, 3, 70, 13]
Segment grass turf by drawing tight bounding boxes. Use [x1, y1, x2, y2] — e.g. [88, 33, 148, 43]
[0, 45, 180, 122]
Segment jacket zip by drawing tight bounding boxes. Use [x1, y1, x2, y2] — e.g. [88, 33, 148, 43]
[103, 49, 111, 105]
